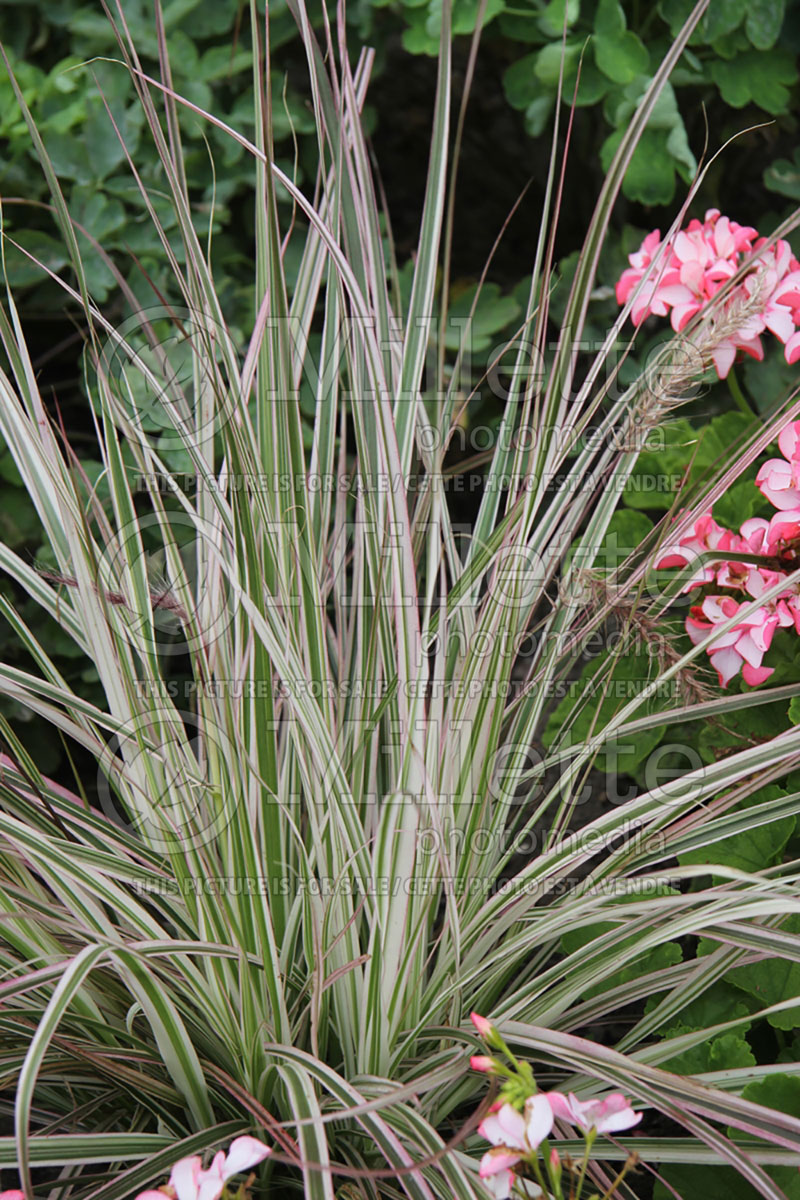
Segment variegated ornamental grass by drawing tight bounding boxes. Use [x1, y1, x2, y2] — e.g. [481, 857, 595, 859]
[0, 0, 800, 1197]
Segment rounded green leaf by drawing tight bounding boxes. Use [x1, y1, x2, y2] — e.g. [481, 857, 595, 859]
[524, 94, 555, 135]
[745, 0, 787, 49]
[711, 48, 798, 113]
[593, 30, 649, 83]
[538, 0, 580, 37]
[534, 39, 582, 85]
[503, 52, 542, 110]
[594, 0, 625, 37]
[601, 126, 677, 205]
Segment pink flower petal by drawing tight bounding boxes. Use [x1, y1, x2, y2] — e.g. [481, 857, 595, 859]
[169, 1157, 204, 1200]
[673, 231, 698, 263]
[221, 1137, 271, 1179]
[778, 422, 800, 463]
[709, 645, 744, 687]
[479, 1148, 522, 1179]
[785, 331, 800, 364]
[670, 301, 701, 331]
[711, 341, 736, 379]
[679, 260, 705, 292]
[654, 283, 695, 307]
[714, 216, 735, 259]
[479, 1104, 526, 1151]
[480, 1163, 516, 1199]
[470, 1012, 493, 1038]
[196, 1172, 226, 1200]
[543, 1091, 578, 1122]
[742, 663, 774, 686]
[764, 306, 796, 343]
[523, 1094, 555, 1148]
[734, 336, 764, 362]
[595, 1107, 644, 1134]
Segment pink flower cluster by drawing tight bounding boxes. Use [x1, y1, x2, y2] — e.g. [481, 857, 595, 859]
[657, 422, 800, 687]
[477, 1093, 642, 1198]
[469, 1014, 642, 1198]
[616, 209, 800, 378]
[135, 1136, 270, 1200]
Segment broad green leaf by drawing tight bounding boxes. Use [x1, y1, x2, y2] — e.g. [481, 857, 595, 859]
[600, 126, 679, 203]
[561, 889, 683, 1001]
[569, 508, 653, 573]
[443, 282, 521, 352]
[623, 412, 752, 511]
[650, 980, 754, 1035]
[711, 48, 798, 113]
[698, 702, 791, 762]
[711, 26, 751, 56]
[593, 30, 649, 83]
[654, 1164, 759, 1200]
[535, 40, 582, 86]
[764, 149, 800, 201]
[524, 94, 555, 135]
[703, 0, 747, 41]
[594, 0, 625, 37]
[745, 0, 787, 49]
[602, 77, 696, 199]
[84, 95, 144, 180]
[538, 0, 580, 36]
[503, 53, 542, 111]
[661, 0, 746, 41]
[197, 46, 253, 82]
[70, 190, 127, 242]
[665, 114, 697, 176]
[427, 0, 505, 37]
[714, 473, 767, 528]
[2, 229, 69, 286]
[731, 1076, 800, 1198]
[0, 488, 43, 549]
[175, 0, 241, 35]
[721, 916, 800, 1031]
[678, 785, 795, 874]
[567, 54, 609, 104]
[741, 1073, 800, 1118]
[542, 647, 667, 775]
[402, 12, 442, 55]
[662, 1029, 755, 1075]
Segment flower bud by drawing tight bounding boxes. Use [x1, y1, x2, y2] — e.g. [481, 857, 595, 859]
[470, 1012, 493, 1038]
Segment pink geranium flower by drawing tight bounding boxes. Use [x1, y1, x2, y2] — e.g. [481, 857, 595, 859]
[135, 1137, 270, 1200]
[0, 1191, 26, 1200]
[767, 508, 800, 556]
[757, 422, 800, 510]
[685, 589, 797, 687]
[779, 422, 800, 461]
[656, 416, 800, 687]
[615, 228, 663, 307]
[544, 1091, 643, 1135]
[616, 212, 800, 377]
[656, 512, 734, 591]
[476, 1149, 517, 1199]
[757, 456, 800, 510]
[477, 1096, 554, 1197]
